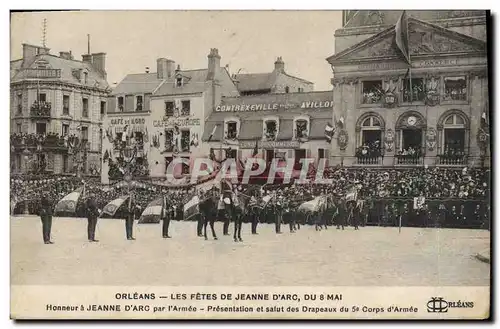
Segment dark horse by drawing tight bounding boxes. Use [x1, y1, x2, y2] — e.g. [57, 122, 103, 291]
[199, 194, 218, 240]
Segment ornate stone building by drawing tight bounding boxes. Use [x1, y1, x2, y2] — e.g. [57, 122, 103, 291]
[11, 44, 110, 176]
[327, 10, 489, 167]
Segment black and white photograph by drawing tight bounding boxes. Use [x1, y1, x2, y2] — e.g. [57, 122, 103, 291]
[9, 9, 491, 319]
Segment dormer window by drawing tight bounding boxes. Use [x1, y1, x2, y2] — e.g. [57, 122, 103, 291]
[135, 95, 143, 111]
[117, 96, 124, 112]
[176, 75, 183, 87]
[294, 118, 309, 140]
[226, 121, 238, 140]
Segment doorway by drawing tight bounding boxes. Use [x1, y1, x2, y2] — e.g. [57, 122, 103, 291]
[294, 149, 306, 170]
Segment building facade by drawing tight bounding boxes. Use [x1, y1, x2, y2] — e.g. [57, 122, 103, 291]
[11, 44, 110, 177]
[327, 10, 490, 168]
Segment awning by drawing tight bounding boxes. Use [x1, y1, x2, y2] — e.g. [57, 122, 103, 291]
[239, 120, 262, 140]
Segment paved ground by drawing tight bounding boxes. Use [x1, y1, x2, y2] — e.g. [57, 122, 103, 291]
[11, 216, 490, 286]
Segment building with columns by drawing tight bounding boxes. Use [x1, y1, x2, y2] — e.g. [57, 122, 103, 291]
[10, 43, 110, 176]
[326, 10, 490, 168]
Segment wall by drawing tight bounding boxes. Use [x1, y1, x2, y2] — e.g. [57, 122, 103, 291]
[273, 73, 314, 93]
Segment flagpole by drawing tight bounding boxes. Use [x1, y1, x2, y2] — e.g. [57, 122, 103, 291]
[406, 11, 413, 103]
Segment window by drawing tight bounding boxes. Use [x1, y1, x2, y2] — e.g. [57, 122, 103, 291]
[285, 86, 290, 93]
[264, 120, 277, 140]
[17, 94, 22, 113]
[176, 76, 183, 87]
[165, 101, 174, 117]
[99, 129, 103, 150]
[165, 156, 173, 172]
[82, 98, 89, 118]
[181, 157, 190, 174]
[403, 78, 425, 102]
[63, 95, 70, 115]
[39, 93, 47, 102]
[295, 119, 308, 139]
[181, 100, 190, 116]
[362, 80, 383, 104]
[444, 77, 467, 101]
[298, 87, 304, 93]
[100, 101, 106, 116]
[63, 155, 69, 173]
[84, 72, 88, 84]
[181, 130, 190, 152]
[226, 148, 237, 159]
[135, 95, 143, 111]
[62, 124, 69, 136]
[81, 126, 89, 141]
[357, 116, 383, 161]
[226, 121, 238, 139]
[443, 114, 466, 155]
[36, 122, 46, 135]
[318, 148, 325, 159]
[164, 129, 174, 151]
[16, 124, 22, 133]
[117, 97, 124, 112]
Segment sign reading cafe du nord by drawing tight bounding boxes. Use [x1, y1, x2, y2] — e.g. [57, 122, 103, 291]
[216, 101, 333, 112]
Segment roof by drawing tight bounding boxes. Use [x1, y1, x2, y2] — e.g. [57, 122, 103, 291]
[202, 91, 333, 142]
[11, 54, 109, 89]
[234, 71, 313, 93]
[111, 73, 163, 95]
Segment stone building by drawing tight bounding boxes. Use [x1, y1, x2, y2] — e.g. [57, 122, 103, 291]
[10, 44, 110, 176]
[327, 10, 489, 167]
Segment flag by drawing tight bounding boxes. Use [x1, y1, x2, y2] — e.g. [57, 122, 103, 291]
[298, 196, 326, 213]
[207, 125, 217, 142]
[325, 123, 334, 143]
[252, 139, 259, 157]
[138, 197, 163, 223]
[413, 196, 425, 210]
[345, 186, 358, 202]
[54, 187, 83, 214]
[102, 196, 129, 217]
[183, 195, 200, 220]
[395, 10, 410, 65]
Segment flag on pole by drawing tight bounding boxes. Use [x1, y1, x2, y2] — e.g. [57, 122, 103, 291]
[183, 195, 200, 220]
[138, 197, 163, 223]
[298, 196, 326, 213]
[395, 10, 410, 65]
[325, 123, 335, 143]
[54, 187, 83, 214]
[102, 196, 129, 217]
[207, 125, 217, 142]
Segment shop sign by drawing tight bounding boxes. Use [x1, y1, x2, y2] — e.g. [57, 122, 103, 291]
[215, 101, 333, 112]
[152, 117, 201, 128]
[239, 140, 300, 149]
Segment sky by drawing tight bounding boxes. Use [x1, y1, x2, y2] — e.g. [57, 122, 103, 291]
[11, 11, 343, 91]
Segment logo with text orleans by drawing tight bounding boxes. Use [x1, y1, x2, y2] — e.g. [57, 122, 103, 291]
[427, 297, 474, 313]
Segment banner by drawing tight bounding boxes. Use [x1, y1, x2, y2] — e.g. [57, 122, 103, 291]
[298, 196, 326, 213]
[183, 195, 200, 220]
[138, 198, 163, 224]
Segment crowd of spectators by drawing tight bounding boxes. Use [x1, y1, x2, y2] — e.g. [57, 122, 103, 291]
[10, 132, 84, 150]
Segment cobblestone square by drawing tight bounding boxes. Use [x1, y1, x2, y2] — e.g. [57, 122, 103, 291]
[11, 216, 490, 286]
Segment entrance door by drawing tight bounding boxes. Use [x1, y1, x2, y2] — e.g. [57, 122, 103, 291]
[266, 149, 274, 164]
[444, 128, 465, 154]
[402, 129, 422, 151]
[294, 149, 306, 170]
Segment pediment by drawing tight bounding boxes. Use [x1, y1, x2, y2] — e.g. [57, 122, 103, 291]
[328, 17, 486, 64]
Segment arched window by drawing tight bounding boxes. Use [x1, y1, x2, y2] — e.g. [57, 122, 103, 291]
[442, 113, 466, 156]
[356, 115, 383, 163]
[263, 117, 279, 141]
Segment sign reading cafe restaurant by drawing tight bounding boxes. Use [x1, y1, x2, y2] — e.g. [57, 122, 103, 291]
[215, 100, 334, 112]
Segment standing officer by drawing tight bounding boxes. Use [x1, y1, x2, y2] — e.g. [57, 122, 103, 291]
[336, 198, 347, 230]
[162, 196, 173, 238]
[274, 197, 283, 234]
[86, 193, 100, 242]
[222, 193, 231, 236]
[125, 194, 136, 240]
[39, 195, 54, 244]
[249, 193, 260, 235]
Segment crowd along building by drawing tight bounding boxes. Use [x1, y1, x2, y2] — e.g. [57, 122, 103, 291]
[10, 43, 110, 177]
[327, 10, 490, 168]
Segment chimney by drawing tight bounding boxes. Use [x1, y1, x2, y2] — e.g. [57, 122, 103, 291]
[207, 48, 221, 80]
[274, 56, 285, 73]
[91, 52, 106, 76]
[59, 51, 74, 60]
[166, 59, 175, 78]
[82, 54, 92, 64]
[157, 58, 168, 79]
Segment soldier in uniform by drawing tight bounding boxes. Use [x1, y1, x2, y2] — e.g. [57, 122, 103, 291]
[249, 193, 260, 235]
[162, 196, 172, 238]
[232, 190, 243, 242]
[86, 193, 100, 242]
[39, 195, 54, 244]
[336, 198, 347, 230]
[222, 194, 231, 236]
[125, 194, 136, 240]
[201, 191, 218, 240]
[274, 198, 283, 234]
[436, 202, 447, 228]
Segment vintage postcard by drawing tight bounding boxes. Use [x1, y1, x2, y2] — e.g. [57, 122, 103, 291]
[10, 10, 491, 320]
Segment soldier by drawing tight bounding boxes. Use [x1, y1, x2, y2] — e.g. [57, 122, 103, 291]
[336, 198, 347, 230]
[351, 201, 360, 230]
[249, 193, 260, 235]
[436, 202, 447, 228]
[221, 194, 231, 236]
[86, 193, 100, 242]
[232, 190, 243, 243]
[39, 195, 54, 244]
[274, 198, 283, 234]
[196, 193, 204, 237]
[125, 194, 136, 240]
[201, 192, 218, 240]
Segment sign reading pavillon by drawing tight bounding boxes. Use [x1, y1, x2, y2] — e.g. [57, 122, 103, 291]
[216, 101, 333, 112]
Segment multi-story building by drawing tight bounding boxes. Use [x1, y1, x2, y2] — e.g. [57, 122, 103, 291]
[327, 10, 490, 168]
[10, 43, 110, 176]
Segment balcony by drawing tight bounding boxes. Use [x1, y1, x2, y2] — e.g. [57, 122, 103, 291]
[356, 155, 383, 165]
[30, 101, 52, 119]
[10, 133, 69, 153]
[438, 154, 468, 166]
[395, 154, 423, 165]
